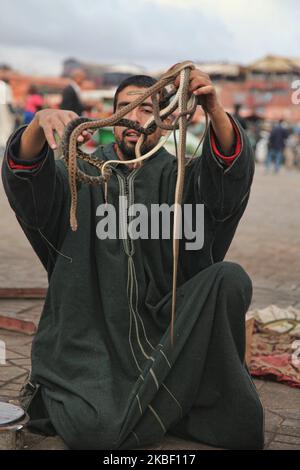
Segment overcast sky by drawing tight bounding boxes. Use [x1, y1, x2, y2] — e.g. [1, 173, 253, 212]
[0, 0, 298, 75]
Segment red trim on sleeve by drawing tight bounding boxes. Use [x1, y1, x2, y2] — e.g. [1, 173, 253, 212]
[210, 119, 242, 166]
[8, 157, 40, 171]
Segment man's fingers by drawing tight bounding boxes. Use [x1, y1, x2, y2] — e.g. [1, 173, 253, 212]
[44, 117, 66, 148]
[84, 131, 92, 140]
[77, 132, 92, 143]
[174, 68, 210, 88]
[60, 113, 89, 142]
[68, 111, 79, 120]
[193, 85, 214, 96]
[60, 112, 77, 127]
[189, 77, 211, 93]
[41, 111, 89, 148]
[53, 119, 66, 139]
[78, 130, 89, 141]
[43, 125, 57, 149]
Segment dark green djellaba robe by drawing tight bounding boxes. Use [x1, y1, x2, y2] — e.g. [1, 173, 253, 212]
[2, 120, 264, 450]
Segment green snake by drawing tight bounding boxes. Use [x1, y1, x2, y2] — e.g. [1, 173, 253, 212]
[62, 60, 209, 345]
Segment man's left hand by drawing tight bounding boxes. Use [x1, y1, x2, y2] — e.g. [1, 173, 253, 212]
[174, 69, 222, 117]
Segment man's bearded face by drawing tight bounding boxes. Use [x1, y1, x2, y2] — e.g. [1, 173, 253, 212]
[113, 86, 164, 161]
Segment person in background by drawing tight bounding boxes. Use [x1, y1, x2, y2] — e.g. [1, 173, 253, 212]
[255, 129, 270, 164]
[233, 104, 247, 130]
[265, 120, 287, 173]
[60, 68, 86, 116]
[284, 131, 299, 170]
[24, 85, 44, 125]
[0, 78, 15, 151]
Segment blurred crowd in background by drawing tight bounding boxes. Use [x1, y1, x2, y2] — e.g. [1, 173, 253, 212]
[1, 54, 300, 173]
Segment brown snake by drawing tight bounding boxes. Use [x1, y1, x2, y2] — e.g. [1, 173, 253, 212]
[61, 61, 209, 345]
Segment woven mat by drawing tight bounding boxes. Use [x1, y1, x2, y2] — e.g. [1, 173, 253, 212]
[248, 305, 300, 388]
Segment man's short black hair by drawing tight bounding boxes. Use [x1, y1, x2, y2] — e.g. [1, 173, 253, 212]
[113, 75, 169, 112]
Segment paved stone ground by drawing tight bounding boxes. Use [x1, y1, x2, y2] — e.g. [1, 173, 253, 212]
[0, 162, 299, 450]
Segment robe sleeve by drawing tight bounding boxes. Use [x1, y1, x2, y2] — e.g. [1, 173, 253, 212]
[193, 114, 255, 262]
[209, 117, 242, 166]
[1, 126, 70, 271]
[197, 114, 254, 222]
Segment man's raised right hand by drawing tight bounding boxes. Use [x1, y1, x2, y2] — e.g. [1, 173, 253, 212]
[35, 109, 90, 150]
[18, 109, 91, 161]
